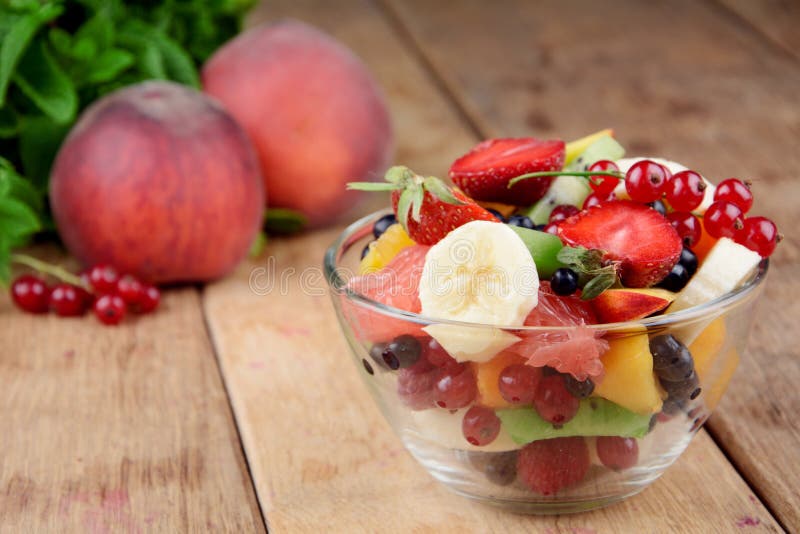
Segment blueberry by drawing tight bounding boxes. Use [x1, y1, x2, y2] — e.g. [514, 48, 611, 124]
[679, 248, 698, 277]
[372, 213, 397, 238]
[484, 451, 517, 486]
[660, 371, 700, 401]
[487, 208, 506, 223]
[657, 263, 690, 292]
[550, 268, 579, 296]
[507, 214, 535, 229]
[382, 335, 421, 370]
[361, 242, 373, 260]
[649, 334, 695, 381]
[649, 200, 667, 216]
[533, 224, 547, 231]
[564, 375, 594, 398]
[369, 342, 389, 369]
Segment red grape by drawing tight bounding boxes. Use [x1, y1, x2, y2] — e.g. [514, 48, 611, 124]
[462, 406, 501, 446]
[596, 436, 639, 470]
[498, 364, 541, 405]
[433, 365, 477, 409]
[533, 375, 579, 425]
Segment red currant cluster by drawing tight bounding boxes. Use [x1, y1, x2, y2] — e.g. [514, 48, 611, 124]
[9, 263, 160, 326]
[580, 159, 779, 258]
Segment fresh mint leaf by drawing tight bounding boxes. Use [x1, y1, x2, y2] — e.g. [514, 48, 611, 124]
[74, 9, 113, 52]
[0, 2, 63, 106]
[580, 272, 616, 301]
[0, 106, 17, 137]
[18, 115, 70, 189]
[0, 158, 42, 212]
[84, 49, 134, 85]
[0, 195, 40, 239]
[0, 238, 10, 286]
[13, 37, 78, 124]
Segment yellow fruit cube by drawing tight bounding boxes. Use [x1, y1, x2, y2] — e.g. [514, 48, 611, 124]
[358, 223, 415, 274]
[689, 318, 727, 380]
[703, 348, 739, 411]
[593, 331, 663, 415]
[565, 129, 614, 165]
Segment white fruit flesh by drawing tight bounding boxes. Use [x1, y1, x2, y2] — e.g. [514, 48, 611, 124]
[668, 237, 761, 344]
[419, 221, 538, 362]
[614, 157, 716, 214]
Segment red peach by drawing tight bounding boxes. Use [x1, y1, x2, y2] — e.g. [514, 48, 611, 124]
[50, 81, 265, 283]
[202, 20, 393, 227]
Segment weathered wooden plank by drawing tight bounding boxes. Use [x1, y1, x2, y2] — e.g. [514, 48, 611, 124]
[382, 0, 800, 528]
[715, 0, 800, 60]
[0, 276, 264, 532]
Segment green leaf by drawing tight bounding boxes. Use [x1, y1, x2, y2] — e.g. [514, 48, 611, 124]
[248, 231, 267, 258]
[0, 106, 18, 137]
[580, 272, 616, 300]
[0, 239, 10, 286]
[396, 187, 414, 231]
[423, 176, 463, 205]
[153, 33, 199, 87]
[346, 182, 401, 192]
[0, 159, 43, 212]
[18, 114, 70, 189]
[385, 165, 413, 184]
[74, 10, 114, 52]
[13, 38, 78, 124]
[84, 49, 134, 84]
[0, 2, 63, 106]
[0, 195, 40, 239]
[264, 208, 307, 235]
[410, 185, 424, 222]
[556, 246, 604, 273]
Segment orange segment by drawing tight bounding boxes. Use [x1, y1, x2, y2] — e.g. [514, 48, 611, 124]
[471, 351, 526, 408]
[692, 225, 718, 263]
[358, 223, 416, 274]
[703, 348, 739, 410]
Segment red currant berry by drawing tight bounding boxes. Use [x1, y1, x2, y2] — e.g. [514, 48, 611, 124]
[462, 405, 501, 446]
[596, 436, 639, 470]
[714, 178, 753, 213]
[587, 160, 620, 197]
[625, 160, 668, 203]
[136, 285, 161, 313]
[433, 365, 477, 409]
[666, 211, 702, 248]
[49, 284, 89, 316]
[582, 192, 613, 210]
[422, 337, 459, 371]
[533, 374, 580, 425]
[703, 201, 744, 239]
[548, 204, 579, 224]
[665, 170, 706, 212]
[93, 294, 126, 325]
[658, 164, 673, 181]
[499, 364, 542, 404]
[116, 275, 144, 305]
[738, 216, 779, 257]
[10, 274, 50, 314]
[88, 264, 119, 294]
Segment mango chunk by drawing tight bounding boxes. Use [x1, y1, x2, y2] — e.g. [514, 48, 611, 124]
[593, 332, 662, 415]
[471, 352, 526, 409]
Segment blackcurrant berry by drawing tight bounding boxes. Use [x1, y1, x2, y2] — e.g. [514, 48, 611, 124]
[487, 208, 506, 222]
[657, 263, 689, 292]
[679, 248, 698, 277]
[372, 213, 397, 238]
[507, 214, 535, 229]
[382, 335, 421, 370]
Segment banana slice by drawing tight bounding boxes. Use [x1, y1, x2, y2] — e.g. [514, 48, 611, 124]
[614, 157, 716, 214]
[419, 221, 538, 362]
[668, 237, 761, 344]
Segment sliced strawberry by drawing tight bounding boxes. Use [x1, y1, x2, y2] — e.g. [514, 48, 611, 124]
[449, 138, 565, 205]
[517, 437, 590, 495]
[557, 200, 682, 288]
[390, 188, 496, 245]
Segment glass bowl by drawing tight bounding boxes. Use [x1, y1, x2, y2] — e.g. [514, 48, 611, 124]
[324, 210, 768, 514]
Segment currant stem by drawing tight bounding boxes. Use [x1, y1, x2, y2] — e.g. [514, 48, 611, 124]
[10, 253, 88, 289]
[508, 170, 625, 188]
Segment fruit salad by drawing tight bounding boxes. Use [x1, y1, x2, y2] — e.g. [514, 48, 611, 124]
[332, 130, 776, 510]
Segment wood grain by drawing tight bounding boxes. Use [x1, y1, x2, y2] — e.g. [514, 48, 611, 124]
[205, 231, 781, 533]
[0, 279, 263, 532]
[715, 0, 800, 60]
[384, 0, 800, 528]
[204, 0, 786, 530]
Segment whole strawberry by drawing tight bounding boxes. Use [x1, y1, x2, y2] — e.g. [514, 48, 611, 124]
[449, 138, 565, 205]
[349, 166, 497, 245]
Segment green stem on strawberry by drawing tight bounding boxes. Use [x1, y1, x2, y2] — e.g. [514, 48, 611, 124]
[11, 253, 88, 289]
[508, 170, 624, 189]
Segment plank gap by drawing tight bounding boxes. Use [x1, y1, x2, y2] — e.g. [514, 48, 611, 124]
[199, 285, 270, 533]
[706, 0, 800, 63]
[372, 0, 487, 140]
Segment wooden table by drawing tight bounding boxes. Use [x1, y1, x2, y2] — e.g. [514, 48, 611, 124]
[1, 1, 798, 532]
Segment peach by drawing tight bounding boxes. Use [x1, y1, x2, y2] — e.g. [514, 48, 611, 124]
[590, 288, 676, 323]
[50, 81, 265, 283]
[202, 20, 393, 227]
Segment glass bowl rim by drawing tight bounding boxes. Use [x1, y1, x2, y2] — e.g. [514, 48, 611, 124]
[324, 209, 768, 333]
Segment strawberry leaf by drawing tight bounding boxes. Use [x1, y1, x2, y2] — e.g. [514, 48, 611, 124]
[346, 181, 401, 192]
[385, 165, 413, 184]
[411, 185, 424, 222]
[423, 176, 464, 205]
[396, 187, 414, 231]
[556, 246, 604, 272]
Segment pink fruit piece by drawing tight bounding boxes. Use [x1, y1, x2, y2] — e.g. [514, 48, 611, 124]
[512, 282, 608, 381]
[343, 245, 429, 343]
[517, 437, 590, 495]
